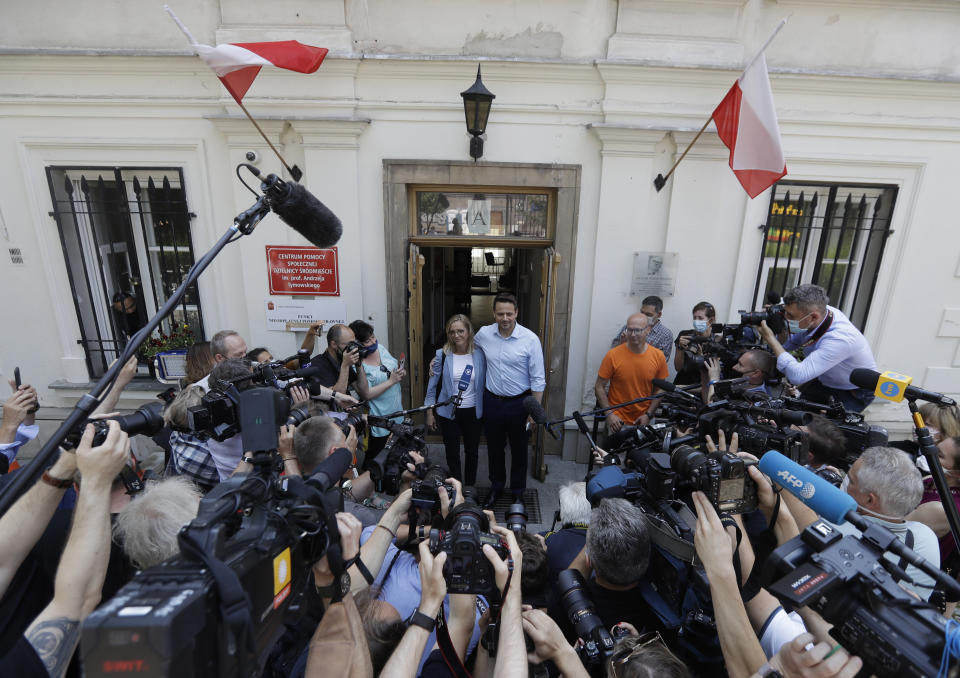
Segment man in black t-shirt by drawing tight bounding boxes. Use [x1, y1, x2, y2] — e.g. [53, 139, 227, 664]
[306, 324, 363, 395]
[556, 498, 658, 637]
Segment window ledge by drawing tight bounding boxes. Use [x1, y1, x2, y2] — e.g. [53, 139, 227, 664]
[48, 379, 165, 392]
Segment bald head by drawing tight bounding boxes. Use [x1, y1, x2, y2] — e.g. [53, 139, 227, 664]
[624, 313, 653, 350]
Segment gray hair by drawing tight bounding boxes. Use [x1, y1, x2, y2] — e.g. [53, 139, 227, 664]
[855, 446, 923, 517]
[784, 284, 829, 313]
[210, 330, 240, 359]
[162, 385, 205, 429]
[113, 477, 202, 569]
[294, 416, 344, 473]
[558, 482, 591, 526]
[586, 498, 650, 586]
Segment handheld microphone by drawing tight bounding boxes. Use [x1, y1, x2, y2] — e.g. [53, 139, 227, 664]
[757, 451, 857, 525]
[849, 368, 956, 407]
[248, 170, 342, 248]
[523, 396, 559, 440]
[454, 364, 473, 407]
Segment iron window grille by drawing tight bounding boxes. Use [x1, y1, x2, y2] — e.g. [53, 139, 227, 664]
[752, 181, 898, 331]
[46, 167, 205, 379]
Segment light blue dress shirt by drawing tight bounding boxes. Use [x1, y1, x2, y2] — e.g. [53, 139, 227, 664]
[474, 322, 546, 396]
[777, 305, 876, 390]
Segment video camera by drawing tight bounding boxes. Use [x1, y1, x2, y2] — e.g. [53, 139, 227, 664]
[368, 415, 428, 495]
[428, 502, 509, 597]
[698, 401, 810, 464]
[82, 448, 352, 678]
[769, 395, 887, 466]
[764, 520, 955, 678]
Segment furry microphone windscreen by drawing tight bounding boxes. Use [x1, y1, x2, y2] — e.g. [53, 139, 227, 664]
[270, 181, 343, 249]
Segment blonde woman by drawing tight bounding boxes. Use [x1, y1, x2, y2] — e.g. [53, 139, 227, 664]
[424, 314, 486, 489]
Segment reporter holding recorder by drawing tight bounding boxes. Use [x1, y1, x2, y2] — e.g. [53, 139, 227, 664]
[424, 314, 486, 491]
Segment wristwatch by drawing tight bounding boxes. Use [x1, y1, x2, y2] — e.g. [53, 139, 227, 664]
[315, 571, 351, 600]
[408, 607, 437, 632]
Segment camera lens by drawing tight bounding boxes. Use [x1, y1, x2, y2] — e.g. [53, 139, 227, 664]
[557, 569, 605, 641]
[670, 444, 707, 476]
[506, 502, 527, 534]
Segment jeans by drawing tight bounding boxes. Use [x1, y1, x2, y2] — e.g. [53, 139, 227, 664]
[437, 406, 483, 487]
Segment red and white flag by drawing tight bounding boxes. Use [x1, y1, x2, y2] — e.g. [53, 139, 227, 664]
[195, 41, 328, 104]
[712, 54, 787, 198]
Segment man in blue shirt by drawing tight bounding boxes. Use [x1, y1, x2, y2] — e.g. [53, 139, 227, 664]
[474, 293, 546, 509]
[758, 284, 876, 412]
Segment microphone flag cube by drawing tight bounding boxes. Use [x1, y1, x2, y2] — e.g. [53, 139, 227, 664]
[874, 370, 912, 402]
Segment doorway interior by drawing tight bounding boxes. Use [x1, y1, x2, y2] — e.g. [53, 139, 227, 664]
[419, 246, 545, 360]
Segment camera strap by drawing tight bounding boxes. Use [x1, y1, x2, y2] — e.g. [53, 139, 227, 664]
[435, 606, 473, 678]
[178, 531, 257, 673]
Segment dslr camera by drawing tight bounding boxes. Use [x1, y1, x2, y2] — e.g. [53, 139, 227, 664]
[429, 503, 509, 596]
[410, 477, 458, 515]
[557, 569, 630, 670]
[739, 303, 784, 326]
[669, 445, 759, 515]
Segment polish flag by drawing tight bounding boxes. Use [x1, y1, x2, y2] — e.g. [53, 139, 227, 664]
[712, 54, 787, 198]
[195, 41, 328, 104]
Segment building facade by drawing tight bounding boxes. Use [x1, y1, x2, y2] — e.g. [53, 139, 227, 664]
[2, 0, 958, 462]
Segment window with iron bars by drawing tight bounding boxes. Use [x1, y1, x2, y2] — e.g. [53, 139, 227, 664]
[46, 167, 205, 379]
[751, 181, 898, 331]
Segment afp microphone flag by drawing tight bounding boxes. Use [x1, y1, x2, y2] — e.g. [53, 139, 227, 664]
[195, 41, 328, 104]
[711, 54, 787, 198]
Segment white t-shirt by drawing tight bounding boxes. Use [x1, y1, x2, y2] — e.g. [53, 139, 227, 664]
[451, 353, 477, 408]
[759, 607, 807, 659]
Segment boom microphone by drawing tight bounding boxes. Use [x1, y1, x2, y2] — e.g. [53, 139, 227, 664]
[259, 172, 343, 248]
[849, 368, 956, 406]
[757, 451, 857, 525]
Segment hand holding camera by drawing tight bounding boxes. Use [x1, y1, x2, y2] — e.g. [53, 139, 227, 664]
[417, 539, 448, 616]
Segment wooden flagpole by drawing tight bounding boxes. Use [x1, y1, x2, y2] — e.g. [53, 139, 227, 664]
[653, 17, 788, 193]
[164, 4, 302, 181]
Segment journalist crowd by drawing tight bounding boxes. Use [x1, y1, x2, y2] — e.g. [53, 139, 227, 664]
[3, 283, 960, 678]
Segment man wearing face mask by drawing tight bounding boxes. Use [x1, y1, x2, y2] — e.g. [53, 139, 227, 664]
[757, 284, 876, 412]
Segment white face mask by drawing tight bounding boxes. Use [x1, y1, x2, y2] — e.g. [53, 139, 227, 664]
[693, 319, 709, 333]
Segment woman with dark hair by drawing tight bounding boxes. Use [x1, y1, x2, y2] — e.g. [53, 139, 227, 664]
[245, 347, 273, 363]
[674, 301, 717, 386]
[349, 320, 405, 460]
[423, 314, 486, 490]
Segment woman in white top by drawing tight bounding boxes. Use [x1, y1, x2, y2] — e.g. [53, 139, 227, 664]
[424, 314, 487, 489]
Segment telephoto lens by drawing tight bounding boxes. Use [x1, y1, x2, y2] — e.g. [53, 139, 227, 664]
[557, 569, 615, 666]
[506, 502, 528, 534]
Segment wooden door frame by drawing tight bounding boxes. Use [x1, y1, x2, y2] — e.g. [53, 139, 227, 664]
[383, 160, 580, 457]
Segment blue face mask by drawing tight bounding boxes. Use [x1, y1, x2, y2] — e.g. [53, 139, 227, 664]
[693, 319, 709, 333]
[361, 341, 378, 357]
[786, 312, 813, 335]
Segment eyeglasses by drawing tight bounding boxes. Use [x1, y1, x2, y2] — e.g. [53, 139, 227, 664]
[609, 632, 679, 678]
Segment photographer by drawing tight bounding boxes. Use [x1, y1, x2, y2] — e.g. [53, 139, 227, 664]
[543, 481, 591, 578]
[0, 422, 130, 677]
[292, 415, 380, 524]
[163, 385, 218, 491]
[567, 498, 657, 633]
[756, 284, 876, 413]
[704, 349, 783, 404]
[674, 301, 717, 387]
[0, 379, 39, 473]
[305, 324, 371, 399]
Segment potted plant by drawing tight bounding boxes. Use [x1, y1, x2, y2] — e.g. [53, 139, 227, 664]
[140, 324, 196, 378]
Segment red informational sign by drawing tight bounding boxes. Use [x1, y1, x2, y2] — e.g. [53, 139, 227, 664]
[266, 246, 340, 296]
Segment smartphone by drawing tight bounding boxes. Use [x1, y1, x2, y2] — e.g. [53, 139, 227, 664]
[398, 353, 406, 371]
[13, 367, 21, 389]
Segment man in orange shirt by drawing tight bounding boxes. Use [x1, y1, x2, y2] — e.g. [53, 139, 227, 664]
[595, 313, 668, 435]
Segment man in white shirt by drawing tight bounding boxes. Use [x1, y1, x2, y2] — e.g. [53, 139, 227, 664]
[758, 284, 876, 412]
